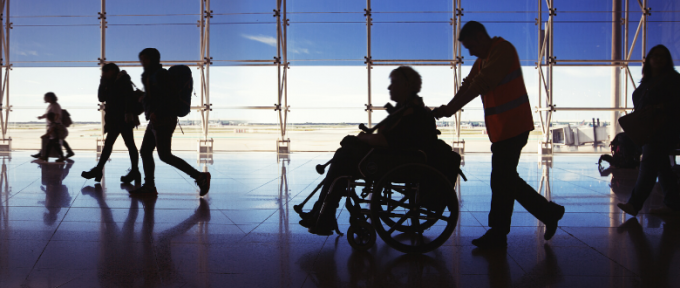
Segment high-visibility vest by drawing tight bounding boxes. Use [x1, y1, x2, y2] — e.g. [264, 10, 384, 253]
[471, 37, 534, 143]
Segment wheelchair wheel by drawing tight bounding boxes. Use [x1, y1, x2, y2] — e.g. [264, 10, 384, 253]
[376, 182, 441, 233]
[371, 163, 459, 254]
[347, 221, 376, 251]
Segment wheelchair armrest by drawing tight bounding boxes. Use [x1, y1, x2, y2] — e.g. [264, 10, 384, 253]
[358, 148, 428, 179]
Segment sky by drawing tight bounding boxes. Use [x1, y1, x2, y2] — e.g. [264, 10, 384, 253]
[5, 0, 680, 123]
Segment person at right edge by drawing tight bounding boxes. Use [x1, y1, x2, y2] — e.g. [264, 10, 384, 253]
[432, 21, 565, 249]
[617, 45, 680, 216]
[130, 48, 211, 197]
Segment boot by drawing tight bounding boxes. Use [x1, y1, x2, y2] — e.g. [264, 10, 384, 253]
[120, 168, 141, 184]
[81, 167, 103, 182]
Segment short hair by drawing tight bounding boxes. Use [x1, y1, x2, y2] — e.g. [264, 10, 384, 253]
[102, 63, 120, 74]
[459, 21, 489, 41]
[44, 92, 57, 102]
[389, 66, 422, 93]
[139, 48, 161, 63]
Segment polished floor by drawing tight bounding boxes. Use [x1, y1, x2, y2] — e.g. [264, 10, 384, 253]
[0, 151, 677, 288]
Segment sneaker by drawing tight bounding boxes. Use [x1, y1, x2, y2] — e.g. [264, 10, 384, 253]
[65, 152, 75, 159]
[617, 202, 638, 217]
[129, 184, 158, 196]
[471, 229, 507, 249]
[195, 172, 211, 197]
[543, 202, 565, 241]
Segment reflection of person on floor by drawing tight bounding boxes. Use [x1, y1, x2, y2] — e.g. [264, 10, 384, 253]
[431, 21, 565, 248]
[617, 45, 680, 217]
[32, 92, 74, 162]
[82, 185, 210, 286]
[82, 63, 141, 184]
[299, 66, 439, 236]
[473, 244, 562, 288]
[618, 217, 678, 288]
[38, 160, 73, 225]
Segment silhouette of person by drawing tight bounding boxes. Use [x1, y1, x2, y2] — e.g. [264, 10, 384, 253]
[432, 21, 565, 248]
[617, 217, 679, 288]
[37, 159, 73, 226]
[82, 63, 141, 184]
[617, 45, 680, 216]
[130, 48, 211, 196]
[81, 184, 210, 286]
[32, 92, 74, 162]
[40, 112, 70, 163]
[299, 66, 439, 235]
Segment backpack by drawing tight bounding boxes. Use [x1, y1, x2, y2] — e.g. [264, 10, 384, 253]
[168, 65, 193, 117]
[61, 109, 73, 127]
[599, 132, 640, 168]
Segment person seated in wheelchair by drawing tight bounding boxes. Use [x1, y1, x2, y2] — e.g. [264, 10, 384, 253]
[300, 66, 440, 236]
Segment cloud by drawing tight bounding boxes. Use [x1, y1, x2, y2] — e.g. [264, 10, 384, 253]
[16, 50, 38, 56]
[242, 34, 312, 54]
[290, 48, 310, 54]
[241, 34, 277, 47]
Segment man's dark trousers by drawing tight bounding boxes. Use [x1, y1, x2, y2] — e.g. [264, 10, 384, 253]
[489, 131, 554, 234]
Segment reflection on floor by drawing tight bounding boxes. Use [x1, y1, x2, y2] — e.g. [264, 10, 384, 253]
[0, 151, 678, 287]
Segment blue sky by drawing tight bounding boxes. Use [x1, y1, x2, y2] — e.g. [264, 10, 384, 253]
[5, 0, 680, 123]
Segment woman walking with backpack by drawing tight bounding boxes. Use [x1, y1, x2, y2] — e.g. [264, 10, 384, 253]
[82, 63, 141, 184]
[32, 92, 75, 162]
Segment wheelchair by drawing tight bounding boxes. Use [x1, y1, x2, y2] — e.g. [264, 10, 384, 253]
[295, 147, 464, 254]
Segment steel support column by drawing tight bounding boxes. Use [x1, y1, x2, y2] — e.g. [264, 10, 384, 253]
[276, 0, 290, 154]
[365, 0, 373, 128]
[0, 0, 11, 151]
[96, 0, 107, 152]
[611, 0, 622, 138]
[198, 0, 214, 154]
[451, 0, 464, 154]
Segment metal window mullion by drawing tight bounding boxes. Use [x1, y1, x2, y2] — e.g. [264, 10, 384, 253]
[366, 0, 372, 128]
[546, 0, 554, 145]
[204, 0, 211, 140]
[0, 0, 6, 138]
[282, 0, 288, 138]
[99, 0, 106, 139]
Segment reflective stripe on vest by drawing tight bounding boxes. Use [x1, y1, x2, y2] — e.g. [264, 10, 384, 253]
[484, 94, 529, 116]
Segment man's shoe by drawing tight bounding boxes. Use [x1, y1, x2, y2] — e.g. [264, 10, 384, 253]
[617, 202, 638, 217]
[55, 157, 66, 163]
[31, 153, 41, 159]
[471, 230, 507, 249]
[81, 167, 103, 182]
[65, 152, 75, 159]
[544, 202, 565, 241]
[129, 184, 158, 196]
[120, 169, 141, 184]
[196, 172, 211, 197]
